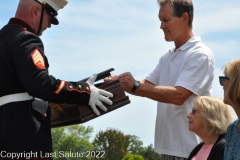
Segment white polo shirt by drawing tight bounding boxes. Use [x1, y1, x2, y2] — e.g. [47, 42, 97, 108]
[145, 36, 215, 158]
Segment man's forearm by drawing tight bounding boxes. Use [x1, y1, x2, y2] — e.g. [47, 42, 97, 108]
[135, 83, 192, 105]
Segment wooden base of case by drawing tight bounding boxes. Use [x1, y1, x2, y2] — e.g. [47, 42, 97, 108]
[49, 69, 130, 128]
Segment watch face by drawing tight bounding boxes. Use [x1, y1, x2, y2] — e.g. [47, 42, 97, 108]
[135, 81, 140, 87]
[132, 81, 141, 92]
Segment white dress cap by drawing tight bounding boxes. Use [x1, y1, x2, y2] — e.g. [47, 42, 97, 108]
[37, 0, 68, 12]
[36, 0, 68, 24]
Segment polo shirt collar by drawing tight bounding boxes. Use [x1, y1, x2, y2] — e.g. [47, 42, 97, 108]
[170, 36, 201, 53]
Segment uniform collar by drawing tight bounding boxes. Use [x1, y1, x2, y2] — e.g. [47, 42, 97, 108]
[8, 18, 36, 34]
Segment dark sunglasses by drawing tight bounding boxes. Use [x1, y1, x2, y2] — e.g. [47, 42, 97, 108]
[219, 76, 230, 86]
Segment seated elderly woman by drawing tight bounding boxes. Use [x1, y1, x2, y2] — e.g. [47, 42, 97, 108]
[187, 96, 233, 160]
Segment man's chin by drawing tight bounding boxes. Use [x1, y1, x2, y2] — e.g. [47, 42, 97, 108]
[38, 32, 43, 36]
[164, 37, 173, 42]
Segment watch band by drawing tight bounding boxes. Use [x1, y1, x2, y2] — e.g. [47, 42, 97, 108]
[131, 81, 141, 93]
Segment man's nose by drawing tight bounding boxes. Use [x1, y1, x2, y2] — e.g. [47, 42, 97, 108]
[160, 22, 165, 29]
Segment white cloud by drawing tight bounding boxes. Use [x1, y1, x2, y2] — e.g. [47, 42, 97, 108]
[206, 40, 239, 65]
[194, 4, 240, 35]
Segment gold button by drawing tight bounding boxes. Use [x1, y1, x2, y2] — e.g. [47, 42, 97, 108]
[70, 86, 73, 89]
[44, 114, 47, 117]
[86, 87, 89, 91]
[24, 28, 27, 31]
[78, 85, 82, 89]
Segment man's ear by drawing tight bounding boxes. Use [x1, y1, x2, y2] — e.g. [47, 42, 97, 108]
[182, 12, 189, 26]
[31, 6, 40, 19]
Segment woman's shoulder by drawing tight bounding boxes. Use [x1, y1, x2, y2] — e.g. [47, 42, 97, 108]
[228, 119, 239, 130]
[226, 119, 239, 139]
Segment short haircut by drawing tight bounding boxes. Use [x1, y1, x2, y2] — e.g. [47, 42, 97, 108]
[193, 96, 233, 135]
[224, 58, 240, 107]
[157, 0, 194, 28]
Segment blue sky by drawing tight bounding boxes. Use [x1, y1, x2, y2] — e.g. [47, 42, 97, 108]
[1, 0, 240, 147]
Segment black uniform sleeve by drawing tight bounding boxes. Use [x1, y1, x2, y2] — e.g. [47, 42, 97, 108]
[13, 31, 90, 104]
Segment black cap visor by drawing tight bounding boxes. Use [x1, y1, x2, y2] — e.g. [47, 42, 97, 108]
[50, 16, 59, 25]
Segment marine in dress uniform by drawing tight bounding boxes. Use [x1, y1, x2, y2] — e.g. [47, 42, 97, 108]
[0, 0, 112, 159]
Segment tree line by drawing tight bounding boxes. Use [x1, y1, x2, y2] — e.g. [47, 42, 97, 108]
[51, 125, 161, 160]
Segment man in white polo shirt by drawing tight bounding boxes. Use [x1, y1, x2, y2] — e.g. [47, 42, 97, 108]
[106, 0, 215, 159]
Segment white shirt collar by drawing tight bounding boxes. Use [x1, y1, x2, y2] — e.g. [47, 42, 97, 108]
[170, 36, 201, 53]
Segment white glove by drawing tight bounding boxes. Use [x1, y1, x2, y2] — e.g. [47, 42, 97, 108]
[87, 74, 113, 116]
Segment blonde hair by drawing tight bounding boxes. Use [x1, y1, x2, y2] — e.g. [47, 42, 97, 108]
[223, 58, 240, 107]
[193, 96, 233, 134]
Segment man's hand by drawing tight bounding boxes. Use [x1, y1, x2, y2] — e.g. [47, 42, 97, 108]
[104, 74, 118, 83]
[117, 72, 137, 93]
[87, 74, 113, 116]
[104, 72, 137, 93]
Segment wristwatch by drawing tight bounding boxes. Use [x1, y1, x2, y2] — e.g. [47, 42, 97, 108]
[131, 81, 141, 93]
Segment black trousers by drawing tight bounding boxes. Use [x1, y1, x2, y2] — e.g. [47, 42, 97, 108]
[0, 100, 52, 159]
